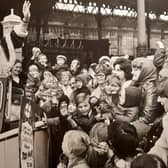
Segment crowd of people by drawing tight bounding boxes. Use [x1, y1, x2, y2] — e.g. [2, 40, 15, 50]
[2, 1, 168, 168]
[10, 41, 168, 168]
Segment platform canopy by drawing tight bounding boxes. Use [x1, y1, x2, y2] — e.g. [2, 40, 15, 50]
[0, 0, 168, 21]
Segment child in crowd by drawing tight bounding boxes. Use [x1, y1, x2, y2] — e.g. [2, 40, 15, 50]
[131, 154, 166, 168]
[36, 53, 48, 72]
[52, 55, 69, 75]
[72, 96, 98, 133]
[59, 69, 73, 99]
[36, 69, 58, 100]
[60, 130, 90, 168]
[70, 58, 81, 76]
[105, 120, 140, 168]
[87, 122, 109, 168]
[25, 64, 41, 100]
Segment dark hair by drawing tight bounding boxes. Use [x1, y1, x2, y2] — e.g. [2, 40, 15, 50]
[14, 59, 22, 65]
[71, 58, 80, 65]
[131, 154, 166, 168]
[74, 86, 91, 105]
[58, 95, 70, 109]
[108, 120, 139, 159]
[113, 58, 132, 80]
[11, 59, 22, 72]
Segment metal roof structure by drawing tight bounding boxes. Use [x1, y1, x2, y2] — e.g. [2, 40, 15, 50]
[1, 0, 168, 20]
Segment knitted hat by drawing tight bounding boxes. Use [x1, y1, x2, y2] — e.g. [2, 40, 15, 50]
[99, 56, 110, 64]
[120, 86, 141, 107]
[62, 130, 90, 157]
[56, 55, 67, 61]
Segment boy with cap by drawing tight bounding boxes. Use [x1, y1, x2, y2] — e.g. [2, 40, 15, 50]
[52, 54, 69, 74]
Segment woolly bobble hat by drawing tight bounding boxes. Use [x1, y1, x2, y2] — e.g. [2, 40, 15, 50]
[120, 86, 142, 107]
[62, 130, 90, 157]
[99, 56, 110, 64]
[153, 48, 166, 69]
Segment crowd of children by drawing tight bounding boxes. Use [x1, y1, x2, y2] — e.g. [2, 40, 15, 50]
[9, 41, 168, 168]
[2, 1, 168, 167]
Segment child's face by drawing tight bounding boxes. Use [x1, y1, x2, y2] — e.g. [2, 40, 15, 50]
[81, 68, 88, 75]
[95, 72, 106, 85]
[61, 71, 70, 85]
[114, 64, 125, 82]
[69, 77, 76, 91]
[76, 80, 83, 89]
[57, 58, 65, 66]
[70, 59, 79, 71]
[43, 70, 52, 79]
[77, 100, 91, 115]
[60, 101, 68, 116]
[104, 82, 120, 95]
[39, 55, 47, 67]
[29, 65, 39, 78]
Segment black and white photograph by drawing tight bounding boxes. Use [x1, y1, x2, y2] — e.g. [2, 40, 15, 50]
[0, 0, 168, 168]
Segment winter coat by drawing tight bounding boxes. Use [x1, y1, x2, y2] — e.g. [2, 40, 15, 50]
[132, 58, 160, 124]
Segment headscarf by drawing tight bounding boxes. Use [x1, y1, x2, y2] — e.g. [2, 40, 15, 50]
[132, 58, 157, 85]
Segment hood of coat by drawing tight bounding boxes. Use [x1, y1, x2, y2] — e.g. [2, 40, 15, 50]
[132, 58, 157, 84]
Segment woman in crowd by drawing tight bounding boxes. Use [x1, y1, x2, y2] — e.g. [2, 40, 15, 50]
[131, 58, 161, 138]
[113, 57, 133, 88]
[10, 59, 24, 89]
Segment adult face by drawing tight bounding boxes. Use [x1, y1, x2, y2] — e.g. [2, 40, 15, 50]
[131, 65, 141, 81]
[113, 64, 125, 82]
[12, 62, 22, 76]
